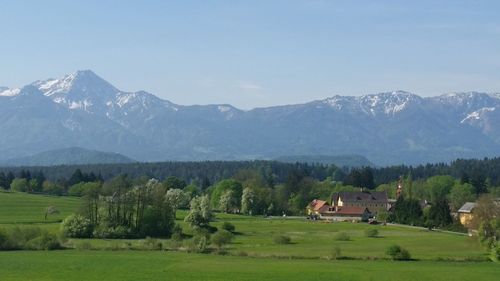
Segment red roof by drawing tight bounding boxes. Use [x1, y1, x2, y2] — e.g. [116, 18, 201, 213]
[309, 199, 329, 211]
[335, 206, 369, 215]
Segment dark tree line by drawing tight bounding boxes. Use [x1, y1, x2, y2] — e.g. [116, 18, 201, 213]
[2, 156, 500, 195]
[371, 157, 500, 188]
[0, 161, 335, 189]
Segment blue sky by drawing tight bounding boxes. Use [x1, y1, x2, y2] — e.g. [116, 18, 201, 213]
[1, 0, 500, 109]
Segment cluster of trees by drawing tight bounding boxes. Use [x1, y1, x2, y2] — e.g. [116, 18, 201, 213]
[205, 168, 354, 216]
[62, 177, 191, 239]
[383, 174, 500, 239]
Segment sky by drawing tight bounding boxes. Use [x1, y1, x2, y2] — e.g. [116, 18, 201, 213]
[1, 0, 500, 109]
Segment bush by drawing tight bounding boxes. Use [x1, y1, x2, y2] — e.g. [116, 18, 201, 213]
[221, 222, 235, 233]
[92, 225, 132, 239]
[273, 235, 291, 244]
[0, 229, 16, 250]
[171, 224, 183, 241]
[26, 232, 61, 250]
[141, 237, 163, 251]
[491, 246, 500, 262]
[386, 244, 411, 260]
[330, 246, 342, 260]
[185, 234, 209, 253]
[61, 215, 93, 238]
[334, 232, 351, 241]
[1, 227, 61, 250]
[364, 228, 379, 238]
[211, 230, 233, 249]
[8, 226, 47, 249]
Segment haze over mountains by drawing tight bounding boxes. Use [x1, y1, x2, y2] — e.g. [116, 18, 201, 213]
[2, 147, 134, 167]
[1, 70, 500, 166]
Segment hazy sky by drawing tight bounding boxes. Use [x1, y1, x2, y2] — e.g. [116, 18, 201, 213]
[1, 0, 500, 109]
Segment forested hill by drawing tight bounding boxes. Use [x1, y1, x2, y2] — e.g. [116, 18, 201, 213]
[0, 161, 336, 187]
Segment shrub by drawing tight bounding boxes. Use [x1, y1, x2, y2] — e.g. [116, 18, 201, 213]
[211, 230, 233, 249]
[0, 229, 16, 250]
[221, 222, 235, 233]
[92, 225, 132, 239]
[273, 235, 291, 244]
[10, 178, 28, 192]
[9, 226, 42, 246]
[491, 246, 500, 262]
[141, 237, 163, 251]
[185, 234, 209, 253]
[334, 232, 351, 241]
[386, 244, 411, 260]
[68, 183, 86, 197]
[1, 227, 61, 250]
[171, 224, 183, 241]
[61, 215, 93, 238]
[26, 232, 61, 250]
[330, 246, 342, 260]
[364, 228, 379, 238]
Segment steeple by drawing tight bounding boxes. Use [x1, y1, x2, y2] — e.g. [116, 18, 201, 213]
[396, 176, 403, 198]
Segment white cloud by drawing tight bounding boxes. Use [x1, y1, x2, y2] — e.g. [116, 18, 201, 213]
[237, 81, 262, 91]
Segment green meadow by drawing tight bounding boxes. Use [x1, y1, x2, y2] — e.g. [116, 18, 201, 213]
[0, 251, 498, 281]
[0, 191, 81, 224]
[0, 191, 498, 281]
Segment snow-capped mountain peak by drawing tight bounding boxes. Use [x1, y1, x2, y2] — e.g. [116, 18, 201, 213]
[33, 70, 118, 98]
[32, 70, 124, 114]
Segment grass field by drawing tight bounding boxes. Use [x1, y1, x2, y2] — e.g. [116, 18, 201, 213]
[0, 251, 498, 281]
[0, 191, 81, 224]
[0, 192, 498, 281]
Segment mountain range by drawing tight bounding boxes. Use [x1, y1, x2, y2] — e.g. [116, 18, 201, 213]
[1, 70, 500, 166]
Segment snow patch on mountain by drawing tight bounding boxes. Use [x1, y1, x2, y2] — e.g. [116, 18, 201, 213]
[359, 91, 421, 116]
[322, 91, 420, 116]
[218, 105, 232, 113]
[461, 107, 496, 123]
[0, 88, 20, 97]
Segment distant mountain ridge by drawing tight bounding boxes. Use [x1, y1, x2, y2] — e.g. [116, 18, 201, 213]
[2, 147, 135, 167]
[1, 70, 500, 165]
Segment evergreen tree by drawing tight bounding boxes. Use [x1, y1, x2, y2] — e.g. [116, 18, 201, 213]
[427, 199, 452, 228]
[460, 172, 470, 184]
[392, 196, 423, 226]
[471, 171, 487, 195]
[6, 172, 15, 188]
[68, 169, 85, 186]
[0, 172, 6, 190]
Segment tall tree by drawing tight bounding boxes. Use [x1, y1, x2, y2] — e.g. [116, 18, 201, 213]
[426, 198, 452, 228]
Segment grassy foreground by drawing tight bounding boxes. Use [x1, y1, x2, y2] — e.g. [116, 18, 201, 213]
[1, 191, 498, 281]
[0, 251, 498, 281]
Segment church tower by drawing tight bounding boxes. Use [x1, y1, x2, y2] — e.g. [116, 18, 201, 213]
[396, 176, 403, 198]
